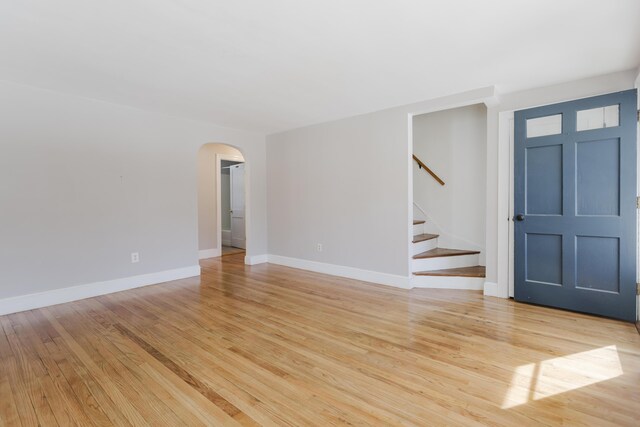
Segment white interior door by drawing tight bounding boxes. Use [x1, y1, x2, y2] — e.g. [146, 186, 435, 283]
[230, 164, 246, 249]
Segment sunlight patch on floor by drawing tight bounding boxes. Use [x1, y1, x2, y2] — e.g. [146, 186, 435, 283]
[502, 345, 623, 409]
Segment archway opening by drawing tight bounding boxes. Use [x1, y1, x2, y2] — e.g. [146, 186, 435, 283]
[197, 143, 246, 259]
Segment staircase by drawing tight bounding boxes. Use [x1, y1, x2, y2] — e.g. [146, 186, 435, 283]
[411, 219, 485, 289]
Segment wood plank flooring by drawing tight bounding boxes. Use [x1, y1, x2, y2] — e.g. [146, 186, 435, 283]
[221, 246, 245, 256]
[1, 253, 639, 426]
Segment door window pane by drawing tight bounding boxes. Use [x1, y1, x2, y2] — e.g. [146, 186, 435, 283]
[526, 114, 562, 138]
[576, 105, 619, 131]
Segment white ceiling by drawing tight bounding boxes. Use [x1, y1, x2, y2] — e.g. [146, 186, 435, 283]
[1, 0, 639, 133]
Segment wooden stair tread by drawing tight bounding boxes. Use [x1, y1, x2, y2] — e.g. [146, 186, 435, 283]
[412, 233, 439, 243]
[414, 266, 486, 278]
[413, 219, 425, 225]
[413, 248, 480, 259]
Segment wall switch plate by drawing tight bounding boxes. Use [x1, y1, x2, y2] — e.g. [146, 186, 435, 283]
[131, 252, 140, 263]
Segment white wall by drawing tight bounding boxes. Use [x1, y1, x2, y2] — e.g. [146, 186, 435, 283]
[267, 71, 637, 291]
[0, 80, 266, 301]
[197, 145, 243, 252]
[267, 87, 496, 280]
[413, 104, 487, 263]
[3, 68, 634, 308]
[267, 113, 407, 276]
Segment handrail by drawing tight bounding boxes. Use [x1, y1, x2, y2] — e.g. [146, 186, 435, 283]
[412, 154, 445, 186]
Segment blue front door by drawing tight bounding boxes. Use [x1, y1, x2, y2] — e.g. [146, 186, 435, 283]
[514, 90, 637, 322]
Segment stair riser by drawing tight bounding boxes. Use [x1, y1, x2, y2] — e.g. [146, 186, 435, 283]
[412, 223, 424, 236]
[412, 254, 479, 271]
[411, 275, 484, 290]
[412, 238, 438, 255]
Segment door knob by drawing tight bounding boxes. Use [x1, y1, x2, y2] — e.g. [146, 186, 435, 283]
[515, 214, 525, 221]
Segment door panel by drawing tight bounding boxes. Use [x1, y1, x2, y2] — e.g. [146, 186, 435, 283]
[526, 144, 563, 215]
[575, 236, 619, 293]
[525, 233, 563, 286]
[514, 89, 637, 322]
[576, 138, 619, 216]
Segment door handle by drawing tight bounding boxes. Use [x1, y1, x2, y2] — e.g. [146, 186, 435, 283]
[515, 214, 525, 221]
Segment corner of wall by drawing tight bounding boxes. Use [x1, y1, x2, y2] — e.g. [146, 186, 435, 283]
[245, 254, 268, 265]
[483, 281, 499, 297]
[199, 248, 221, 259]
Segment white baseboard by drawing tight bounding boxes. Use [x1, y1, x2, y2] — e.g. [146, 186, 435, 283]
[483, 281, 500, 297]
[267, 255, 412, 289]
[245, 254, 268, 265]
[198, 248, 220, 259]
[0, 265, 201, 316]
[221, 230, 231, 247]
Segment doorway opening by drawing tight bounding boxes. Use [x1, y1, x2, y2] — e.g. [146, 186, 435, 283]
[197, 143, 246, 260]
[220, 159, 246, 255]
[409, 103, 488, 288]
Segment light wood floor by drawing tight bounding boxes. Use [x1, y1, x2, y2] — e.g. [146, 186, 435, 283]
[221, 246, 245, 256]
[1, 254, 639, 426]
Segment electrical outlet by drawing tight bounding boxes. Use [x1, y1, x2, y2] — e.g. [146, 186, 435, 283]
[131, 252, 140, 263]
[316, 243, 323, 252]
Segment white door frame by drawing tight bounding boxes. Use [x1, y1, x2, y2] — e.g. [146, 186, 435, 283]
[216, 153, 245, 255]
[497, 110, 515, 298]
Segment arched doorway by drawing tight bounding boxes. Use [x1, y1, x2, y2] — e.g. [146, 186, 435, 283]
[197, 143, 246, 259]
